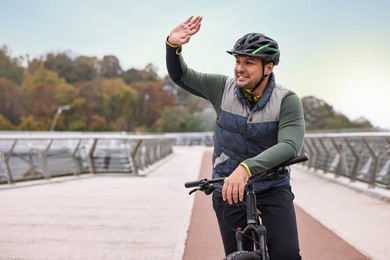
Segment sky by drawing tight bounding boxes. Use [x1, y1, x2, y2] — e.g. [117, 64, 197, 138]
[1, 0, 390, 130]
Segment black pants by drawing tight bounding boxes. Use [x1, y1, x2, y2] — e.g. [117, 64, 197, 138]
[212, 185, 301, 260]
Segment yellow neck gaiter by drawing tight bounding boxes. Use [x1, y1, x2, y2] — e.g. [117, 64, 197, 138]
[241, 88, 262, 102]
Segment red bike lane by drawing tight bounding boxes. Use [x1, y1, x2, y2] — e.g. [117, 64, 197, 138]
[183, 150, 369, 260]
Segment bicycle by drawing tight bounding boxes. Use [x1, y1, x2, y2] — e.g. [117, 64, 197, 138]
[184, 153, 309, 260]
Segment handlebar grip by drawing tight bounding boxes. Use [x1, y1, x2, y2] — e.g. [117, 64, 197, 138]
[184, 179, 205, 188]
[279, 153, 309, 167]
[184, 177, 225, 188]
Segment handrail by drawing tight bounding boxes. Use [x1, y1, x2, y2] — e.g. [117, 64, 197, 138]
[0, 132, 175, 184]
[0, 132, 168, 140]
[303, 132, 390, 189]
[2, 131, 390, 189]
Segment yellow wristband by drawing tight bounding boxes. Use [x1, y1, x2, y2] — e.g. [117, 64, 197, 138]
[240, 162, 252, 178]
[166, 36, 180, 48]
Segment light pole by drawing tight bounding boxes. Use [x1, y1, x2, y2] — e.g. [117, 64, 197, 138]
[50, 105, 70, 131]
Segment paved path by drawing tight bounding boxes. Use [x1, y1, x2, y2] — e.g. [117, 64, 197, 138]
[182, 151, 224, 260]
[292, 166, 390, 260]
[1, 146, 389, 260]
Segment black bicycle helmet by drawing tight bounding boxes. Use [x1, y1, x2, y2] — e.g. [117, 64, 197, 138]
[227, 33, 280, 65]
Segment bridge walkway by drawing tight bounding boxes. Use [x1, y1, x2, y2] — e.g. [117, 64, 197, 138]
[0, 146, 389, 260]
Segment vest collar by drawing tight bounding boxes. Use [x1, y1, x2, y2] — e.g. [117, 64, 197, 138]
[235, 73, 276, 110]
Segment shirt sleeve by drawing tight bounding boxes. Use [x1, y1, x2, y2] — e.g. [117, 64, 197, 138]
[242, 92, 305, 175]
[166, 39, 206, 98]
[165, 39, 227, 111]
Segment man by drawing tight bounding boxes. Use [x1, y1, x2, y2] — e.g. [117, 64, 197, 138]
[166, 16, 305, 259]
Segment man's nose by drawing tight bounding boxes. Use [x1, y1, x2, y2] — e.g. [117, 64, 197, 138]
[236, 64, 245, 72]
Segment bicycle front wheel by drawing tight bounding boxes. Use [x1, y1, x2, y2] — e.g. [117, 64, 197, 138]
[224, 250, 262, 260]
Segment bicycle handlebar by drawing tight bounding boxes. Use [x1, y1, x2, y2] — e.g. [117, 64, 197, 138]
[184, 153, 309, 189]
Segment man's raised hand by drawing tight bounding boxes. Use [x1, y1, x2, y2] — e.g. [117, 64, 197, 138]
[168, 16, 203, 46]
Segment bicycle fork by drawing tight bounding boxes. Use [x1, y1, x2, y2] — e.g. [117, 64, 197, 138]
[235, 184, 268, 259]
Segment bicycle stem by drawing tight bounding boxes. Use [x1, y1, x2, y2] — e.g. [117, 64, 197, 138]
[245, 182, 258, 225]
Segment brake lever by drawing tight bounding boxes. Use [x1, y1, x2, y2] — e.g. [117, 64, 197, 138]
[189, 188, 199, 195]
[188, 183, 216, 196]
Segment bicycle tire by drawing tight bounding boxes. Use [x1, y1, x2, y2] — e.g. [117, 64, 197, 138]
[224, 250, 262, 260]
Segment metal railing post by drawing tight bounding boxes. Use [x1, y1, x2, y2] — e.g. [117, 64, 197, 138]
[345, 138, 360, 182]
[71, 140, 82, 175]
[3, 140, 17, 184]
[40, 139, 53, 179]
[87, 139, 98, 174]
[362, 138, 378, 188]
[130, 140, 143, 175]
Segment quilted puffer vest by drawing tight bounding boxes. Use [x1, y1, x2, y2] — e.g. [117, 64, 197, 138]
[212, 74, 290, 191]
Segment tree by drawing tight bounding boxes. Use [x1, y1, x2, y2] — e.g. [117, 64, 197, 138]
[0, 45, 24, 85]
[101, 78, 138, 131]
[0, 114, 16, 130]
[154, 105, 216, 133]
[76, 79, 104, 129]
[75, 78, 140, 131]
[132, 81, 175, 130]
[44, 52, 74, 83]
[155, 106, 190, 132]
[22, 68, 75, 130]
[72, 55, 98, 82]
[122, 68, 143, 84]
[163, 75, 209, 112]
[189, 107, 216, 131]
[17, 115, 44, 130]
[301, 96, 373, 130]
[43, 53, 99, 83]
[68, 120, 86, 131]
[27, 57, 44, 74]
[0, 77, 24, 125]
[352, 117, 373, 129]
[100, 55, 123, 78]
[89, 115, 110, 131]
[142, 63, 160, 82]
[122, 64, 160, 84]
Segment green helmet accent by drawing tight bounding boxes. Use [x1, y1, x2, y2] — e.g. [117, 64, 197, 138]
[227, 33, 280, 65]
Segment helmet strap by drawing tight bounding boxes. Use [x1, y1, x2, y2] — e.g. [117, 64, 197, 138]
[251, 61, 267, 93]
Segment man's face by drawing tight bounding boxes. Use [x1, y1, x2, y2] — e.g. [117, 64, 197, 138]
[234, 55, 263, 89]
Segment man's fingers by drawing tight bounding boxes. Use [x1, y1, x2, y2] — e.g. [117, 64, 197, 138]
[185, 15, 202, 25]
[239, 185, 245, 202]
[225, 182, 234, 205]
[186, 16, 202, 31]
[188, 22, 201, 34]
[184, 16, 193, 24]
[222, 180, 234, 204]
[222, 180, 227, 201]
[190, 23, 201, 36]
[193, 16, 203, 24]
[222, 178, 246, 204]
[232, 185, 239, 204]
[226, 184, 233, 204]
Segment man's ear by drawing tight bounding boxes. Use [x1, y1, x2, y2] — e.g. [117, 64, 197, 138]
[265, 62, 274, 75]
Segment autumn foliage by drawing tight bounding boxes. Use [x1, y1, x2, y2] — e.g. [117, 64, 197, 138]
[0, 45, 374, 132]
[0, 46, 209, 132]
